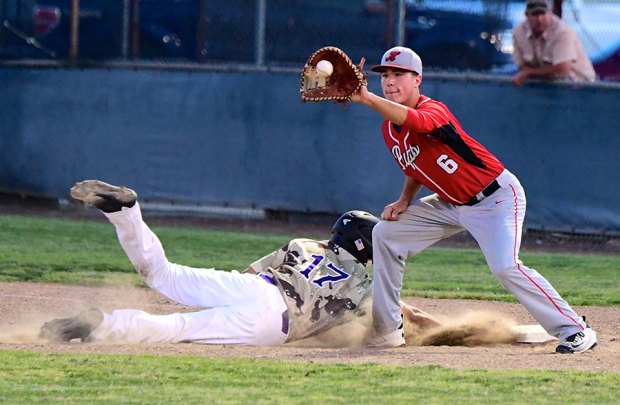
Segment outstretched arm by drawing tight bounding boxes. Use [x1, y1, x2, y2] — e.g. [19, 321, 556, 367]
[350, 85, 410, 125]
[349, 58, 410, 125]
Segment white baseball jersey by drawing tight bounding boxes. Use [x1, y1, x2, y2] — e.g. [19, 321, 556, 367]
[250, 239, 372, 342]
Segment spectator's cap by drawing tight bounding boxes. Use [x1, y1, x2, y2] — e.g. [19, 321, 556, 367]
[525, 0, 549, 15]
[371, 46, 423, 75]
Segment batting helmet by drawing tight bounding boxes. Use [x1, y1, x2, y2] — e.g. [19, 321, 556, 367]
[329, 210, 380, 265]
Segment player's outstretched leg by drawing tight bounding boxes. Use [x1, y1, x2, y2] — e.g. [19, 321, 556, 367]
[70, 180, 137, 213]
[39, 308, 104, 342]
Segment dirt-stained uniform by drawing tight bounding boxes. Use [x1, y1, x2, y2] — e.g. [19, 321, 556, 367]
[59, 200, 374, 346]
[249, 239, 372, 342]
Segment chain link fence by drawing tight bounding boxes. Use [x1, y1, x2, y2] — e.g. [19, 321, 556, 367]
[1, 1, 618, 73]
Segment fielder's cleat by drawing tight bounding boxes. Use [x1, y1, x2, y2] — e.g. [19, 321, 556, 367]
[39, 308, 104, 342]
[555, 328, 597, 354]
[366, 323, 406, 348]
[70, 180, 137, 213]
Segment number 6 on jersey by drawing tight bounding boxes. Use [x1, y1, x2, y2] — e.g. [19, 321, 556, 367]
[437, 154, 458, 173]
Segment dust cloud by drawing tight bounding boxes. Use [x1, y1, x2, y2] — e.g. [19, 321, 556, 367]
[406, 310, 518, 346]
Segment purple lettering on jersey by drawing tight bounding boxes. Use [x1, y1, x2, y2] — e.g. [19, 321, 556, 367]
[312, 262, 351, 287]
[300, 254, 325, 278]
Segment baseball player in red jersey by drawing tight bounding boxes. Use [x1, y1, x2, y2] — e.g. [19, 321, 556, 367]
[350, 46, 597, 353]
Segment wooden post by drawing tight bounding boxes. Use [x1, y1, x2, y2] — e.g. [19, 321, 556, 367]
[254, 0, 266, 66]
[0, 1, 6, 49]
[386, 0, 395, 48]
[121, 0, 131, 58]
[396, 0, 406, 46]
[195, 0, 207, 62]
[131, 0, 140, 59]
[69, 0, 80, 63]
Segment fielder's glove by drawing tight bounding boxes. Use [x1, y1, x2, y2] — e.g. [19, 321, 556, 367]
[300, 46, 366, 103]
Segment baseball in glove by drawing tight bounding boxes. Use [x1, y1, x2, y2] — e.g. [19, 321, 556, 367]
[300, 47, 365, 103]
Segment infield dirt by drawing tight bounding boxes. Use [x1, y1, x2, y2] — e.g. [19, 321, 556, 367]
[1, 281, 618, 371]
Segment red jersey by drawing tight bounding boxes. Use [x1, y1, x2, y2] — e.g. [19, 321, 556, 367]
[382, 95, 505, 205]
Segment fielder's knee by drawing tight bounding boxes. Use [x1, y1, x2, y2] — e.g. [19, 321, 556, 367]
[372, 220, 390, 244]
[489, 262, 520, 279]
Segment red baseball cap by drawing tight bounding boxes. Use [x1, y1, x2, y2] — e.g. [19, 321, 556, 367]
[371, 46, 423, 75]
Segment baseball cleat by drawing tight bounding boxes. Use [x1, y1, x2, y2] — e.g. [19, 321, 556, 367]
[39, 308, 104, 342]
[70, 180, 137, 213]
[555, 328, 597, 354]
[366, 323, 406, 348]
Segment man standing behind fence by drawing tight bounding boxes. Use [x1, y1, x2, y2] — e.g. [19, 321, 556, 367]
[511, 0, 595, 86]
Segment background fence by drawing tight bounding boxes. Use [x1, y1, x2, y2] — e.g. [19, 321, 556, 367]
[1, 1, 619, 80]
[1, 1, 619, 234]
[1, 65, 619, 234]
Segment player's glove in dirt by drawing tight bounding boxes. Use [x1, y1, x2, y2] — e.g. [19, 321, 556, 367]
[300, 46, 366, 103]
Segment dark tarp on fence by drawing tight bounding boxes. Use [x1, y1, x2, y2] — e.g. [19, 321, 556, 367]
[1, 66, 618, 233]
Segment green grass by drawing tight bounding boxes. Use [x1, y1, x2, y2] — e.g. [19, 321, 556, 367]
[401, 247, 620, 305]
[1, 213, 619, 403]
[1, 214, 618, 305]
[0, 351, 618, 404]
[0, 214, 289, 286]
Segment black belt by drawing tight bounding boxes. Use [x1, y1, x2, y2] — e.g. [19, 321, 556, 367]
[259, 274, 289, 335]
[463, 179, 500, 206]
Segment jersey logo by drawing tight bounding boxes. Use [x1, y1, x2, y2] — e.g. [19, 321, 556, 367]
[299, 254, 351, 287]
[391, 144, 420, 170]
[385, 51, 401, 62]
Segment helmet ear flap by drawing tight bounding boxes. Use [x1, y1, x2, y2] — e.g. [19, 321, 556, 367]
[329, 211, 380, 264]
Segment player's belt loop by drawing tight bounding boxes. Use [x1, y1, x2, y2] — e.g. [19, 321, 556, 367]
[281, 311, 289, 335]
[259, 273, 276, 285]
[462, 179, 500, 206]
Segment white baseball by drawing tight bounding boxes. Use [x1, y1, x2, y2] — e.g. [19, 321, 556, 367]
[316, 60, 333, 77]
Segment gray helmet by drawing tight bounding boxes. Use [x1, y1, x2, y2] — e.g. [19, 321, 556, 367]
[329, 210, 380, 265]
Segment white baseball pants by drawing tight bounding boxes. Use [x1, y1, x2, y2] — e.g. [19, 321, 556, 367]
[371, 169, 588, 341]
[88, 203, 288, 345]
